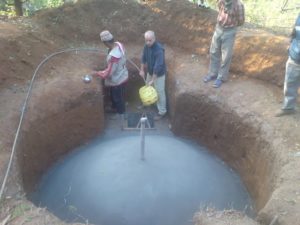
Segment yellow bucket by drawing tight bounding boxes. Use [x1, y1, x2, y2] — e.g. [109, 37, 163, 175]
[139, 85, 158, 106]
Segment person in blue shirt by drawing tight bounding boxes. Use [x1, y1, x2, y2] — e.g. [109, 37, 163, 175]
[139, 30, 167, 120]
[276, 14, 300, 117]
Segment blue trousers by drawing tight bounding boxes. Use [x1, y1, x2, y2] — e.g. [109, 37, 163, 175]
[282, 58, 300, 110]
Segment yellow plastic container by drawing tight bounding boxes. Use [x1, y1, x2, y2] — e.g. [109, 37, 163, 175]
[139, 85, 158, 106]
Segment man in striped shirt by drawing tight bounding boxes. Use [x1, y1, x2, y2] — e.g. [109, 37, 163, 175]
[203, 0, 245, 88]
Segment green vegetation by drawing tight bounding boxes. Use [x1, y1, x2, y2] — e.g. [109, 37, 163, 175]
[206, 0, 299, 34]
[0, 0, 68, 16]
[11, 203, 31, 219]
[0, 0, 14, 16]
[242, 0, 299, 34]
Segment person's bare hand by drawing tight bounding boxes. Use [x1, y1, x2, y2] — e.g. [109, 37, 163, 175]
[147, 79, 154, 86]
[139, 70, 145, 79]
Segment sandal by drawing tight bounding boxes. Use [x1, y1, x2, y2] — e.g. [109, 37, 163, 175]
[203, 75, 217, 83]
[213, 79, 223, 88]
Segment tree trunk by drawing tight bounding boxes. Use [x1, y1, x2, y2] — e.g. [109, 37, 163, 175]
[14, 0, 23, 16]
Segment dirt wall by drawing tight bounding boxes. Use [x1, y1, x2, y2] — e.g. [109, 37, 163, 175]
[18, 77, 104, 193]
[170, 92, 273, 210]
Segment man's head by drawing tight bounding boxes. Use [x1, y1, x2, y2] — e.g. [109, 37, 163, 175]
[144, 30, 156, 47]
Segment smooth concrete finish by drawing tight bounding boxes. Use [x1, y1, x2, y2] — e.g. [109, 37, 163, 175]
[32, 135, 254, 225]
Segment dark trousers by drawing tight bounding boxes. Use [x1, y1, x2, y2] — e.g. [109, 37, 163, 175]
[110, 83, 126, 114]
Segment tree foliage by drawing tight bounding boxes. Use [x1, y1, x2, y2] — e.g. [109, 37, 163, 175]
[0, 0, 15, 15]
[242, 0, 299, 33]
[0, 0, 68, 16]
[205, 0, 299, 34]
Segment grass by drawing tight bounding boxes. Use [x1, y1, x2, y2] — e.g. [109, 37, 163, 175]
[11, 203, 31, 220]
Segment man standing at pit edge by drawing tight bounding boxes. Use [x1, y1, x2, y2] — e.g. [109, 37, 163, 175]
[139, 30, 167, 120]
[275, 14, 300, 117]
[203, 0, 245, 88]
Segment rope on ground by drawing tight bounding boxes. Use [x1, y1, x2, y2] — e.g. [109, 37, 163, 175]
[0, 47, 141, 200]
[126, 57, 146, 83]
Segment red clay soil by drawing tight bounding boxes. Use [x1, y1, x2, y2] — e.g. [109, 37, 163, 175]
[0, 0, 300, 225]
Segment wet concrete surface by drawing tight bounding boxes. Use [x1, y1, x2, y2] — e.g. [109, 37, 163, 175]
[31, 113, 254, 225]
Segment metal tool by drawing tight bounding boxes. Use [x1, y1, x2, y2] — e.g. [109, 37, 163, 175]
[82, 74, 92, 83]
[140, 116, 147, 160]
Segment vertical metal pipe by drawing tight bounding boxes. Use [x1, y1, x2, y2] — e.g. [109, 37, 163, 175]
[140, 116, 147, 160]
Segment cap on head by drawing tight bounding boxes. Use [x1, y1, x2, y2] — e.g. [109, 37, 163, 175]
[100, 30, 114, 42]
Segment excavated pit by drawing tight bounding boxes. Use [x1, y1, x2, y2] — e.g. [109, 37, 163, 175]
[14, 49, 278, 225]
[31, 133, 255, 225]
[10, 2, 293, 223]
